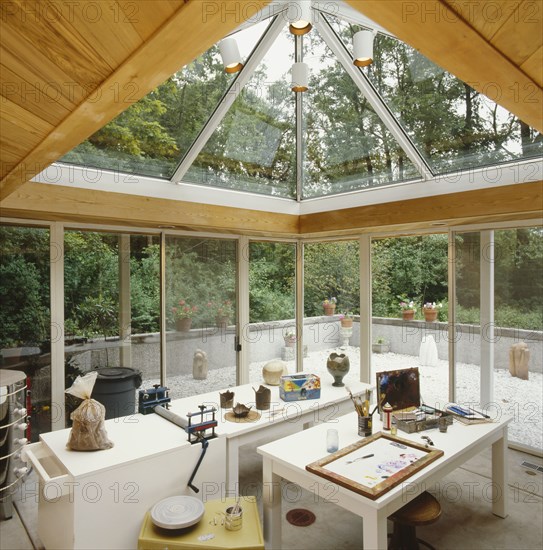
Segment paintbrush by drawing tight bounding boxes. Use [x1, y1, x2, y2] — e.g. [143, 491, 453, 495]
[345, 386, 365, 416]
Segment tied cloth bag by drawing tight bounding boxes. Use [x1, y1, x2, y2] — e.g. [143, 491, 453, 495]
[66, 371, 114, 451]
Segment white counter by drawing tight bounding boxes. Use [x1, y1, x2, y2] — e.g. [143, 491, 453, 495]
[24, 412, 226, 550]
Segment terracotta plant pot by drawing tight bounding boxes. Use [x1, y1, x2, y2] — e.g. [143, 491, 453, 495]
[402, 309, 415, 321]
[340, 318, 353, 328]
[423, 308, 438, 322]
[323, 304, 336, 316]
[175, 318, 192, 332]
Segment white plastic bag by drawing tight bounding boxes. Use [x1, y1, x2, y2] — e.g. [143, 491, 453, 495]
[66, 372, 113, 451]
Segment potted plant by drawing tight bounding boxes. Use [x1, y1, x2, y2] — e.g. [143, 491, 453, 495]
[372, 336, 389, 354]
[283, 329, 297, 347]
[171, 299, 198, 332]
[399, 299, 416, 321]
[423, 302, 442, 322]
[339, 312, 353, 328]
[207, 299, 234, 329]
[322, 297, 337, 316]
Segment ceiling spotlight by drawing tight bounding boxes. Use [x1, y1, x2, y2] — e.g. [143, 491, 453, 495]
[288, 1, 312, 35]
[353, 29, 375, 67]
[291, 62, 309, 92]
[219, 38, 243, 74]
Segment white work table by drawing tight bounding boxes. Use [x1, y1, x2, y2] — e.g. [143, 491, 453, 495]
[258, 412, 511, 550]
[169, 380, 371, 495]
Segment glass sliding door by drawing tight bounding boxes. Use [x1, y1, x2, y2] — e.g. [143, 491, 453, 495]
[493, 227, 542, 452]
[303, 241, 360, 383]
[165, 236, 237, 398]
[371, 234, 449, 406]
[248, 242, 296, 384]
[64, 231, 160, 418]
[0, 225, 50, 441]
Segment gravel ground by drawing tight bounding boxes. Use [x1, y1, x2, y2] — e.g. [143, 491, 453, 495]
[142, 345, 542, 450]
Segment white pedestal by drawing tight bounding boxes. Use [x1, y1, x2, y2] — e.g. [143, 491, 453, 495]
[23, 414, 226, 549]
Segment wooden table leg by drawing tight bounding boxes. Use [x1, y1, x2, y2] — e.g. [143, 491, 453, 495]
[492, 427, 508, 518]
[262, 457, 282, 549]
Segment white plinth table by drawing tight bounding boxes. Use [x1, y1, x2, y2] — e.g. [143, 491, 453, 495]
[258, 412, 510, 550]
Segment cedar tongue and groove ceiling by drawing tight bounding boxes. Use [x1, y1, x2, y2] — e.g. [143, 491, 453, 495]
[0, 0, 542, 212]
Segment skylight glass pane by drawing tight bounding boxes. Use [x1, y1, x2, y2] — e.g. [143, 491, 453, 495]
[183, 26, 297, 198]
[302, 31, 420, 199]
[59, 21, 269, 179]
[329, 17, 543, 175]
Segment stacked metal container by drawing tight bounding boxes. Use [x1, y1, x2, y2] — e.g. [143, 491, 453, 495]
[0, 370, 29, 519]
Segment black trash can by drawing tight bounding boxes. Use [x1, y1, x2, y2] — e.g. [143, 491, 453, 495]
[92, 367, 142, 420]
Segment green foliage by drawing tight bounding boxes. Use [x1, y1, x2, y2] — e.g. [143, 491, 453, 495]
[304, 241, 360, 317]
[165, 238, 236, 327]
[0, 256, 48, 347]
[249, 243, 295, 322]
[372, 234, 449, 316]
[0, 227, 50, 347]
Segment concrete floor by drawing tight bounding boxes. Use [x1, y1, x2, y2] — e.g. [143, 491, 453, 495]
[1, 441, 542, 549]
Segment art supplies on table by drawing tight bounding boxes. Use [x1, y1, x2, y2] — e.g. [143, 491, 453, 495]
[444, 403, 492, 424]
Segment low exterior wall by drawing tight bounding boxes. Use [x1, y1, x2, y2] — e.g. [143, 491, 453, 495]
[372, 318, 543, 373]
[46, 316, 543, 380]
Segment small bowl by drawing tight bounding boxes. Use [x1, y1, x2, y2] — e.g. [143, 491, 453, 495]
[232, 403, 252, 418]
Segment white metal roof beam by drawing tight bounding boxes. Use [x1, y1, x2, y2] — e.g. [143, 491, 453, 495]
[315, 14, 434, 181]
[171, 15, 286, 184]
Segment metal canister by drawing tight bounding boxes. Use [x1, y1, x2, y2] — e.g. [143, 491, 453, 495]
[383, 402, 393, 430]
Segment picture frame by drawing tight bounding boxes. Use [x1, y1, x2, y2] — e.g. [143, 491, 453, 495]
[306, 431, 443, 500]
[376, 367, 421, 412]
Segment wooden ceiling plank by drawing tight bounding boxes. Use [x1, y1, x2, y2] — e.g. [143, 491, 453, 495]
[0, 95, 55, 136]
[0, 35, 86, 109]
[0, 120, 44, 152]
[521, 45, 543, 88]
[0, 0, 271, 200]
[345, 1, 542, 132]
[0, 64, 72, 125]
[65, 1, 145, 69]
[3, 0, 112, 84]
[490, 0, 543, 65]
[442, 0, 523, 41]
[120, 0, 178, 42]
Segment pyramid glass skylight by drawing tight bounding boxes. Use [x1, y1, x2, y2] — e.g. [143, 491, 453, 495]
[58, 6, 542, 201]
[183, 26, 297, 198]
[302, 30, 420, 198]
[328, 16, 543, 175]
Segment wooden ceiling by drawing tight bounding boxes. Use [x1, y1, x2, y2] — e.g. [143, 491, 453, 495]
[0, 0, 541, 232]
[0, 0, 270, 200]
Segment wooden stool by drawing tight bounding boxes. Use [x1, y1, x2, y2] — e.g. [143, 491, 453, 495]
[389, 491, 441, 550]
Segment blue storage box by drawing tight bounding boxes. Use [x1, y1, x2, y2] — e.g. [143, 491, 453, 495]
[279, 373, 321, 402]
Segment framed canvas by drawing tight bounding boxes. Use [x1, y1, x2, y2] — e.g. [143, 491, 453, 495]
[306, 432, 443, 500]
[376, 367, 420, 412]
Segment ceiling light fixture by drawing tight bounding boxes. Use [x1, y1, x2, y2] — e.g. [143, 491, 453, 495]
[291, 62, 309, 92]
[288, 1, 312, 35]
[353, 29, 375, 67]
[219, 38, 243, 73]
